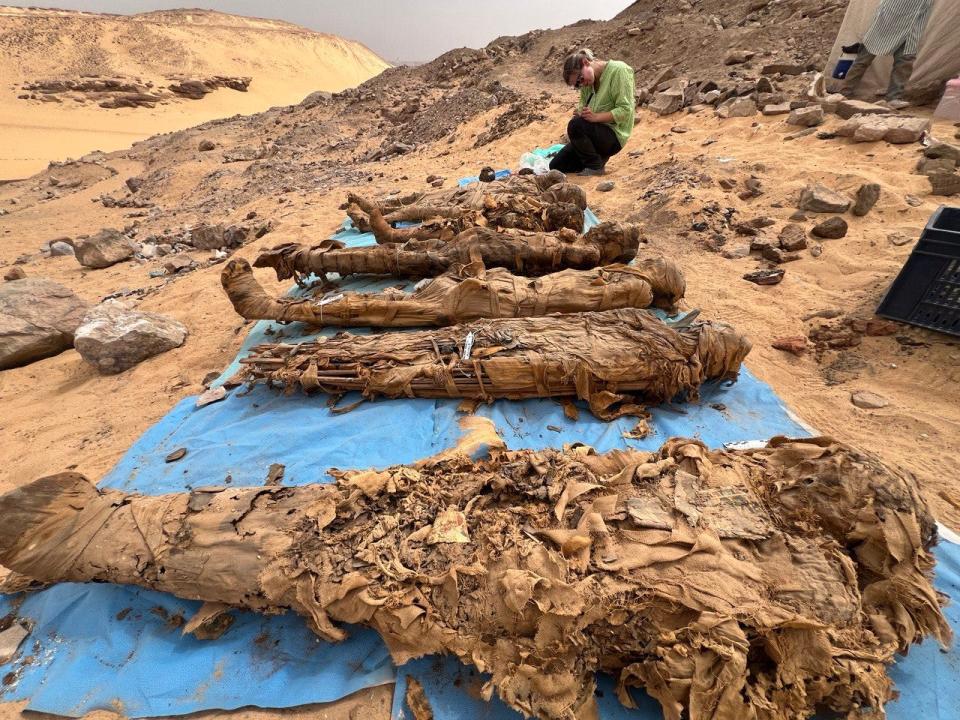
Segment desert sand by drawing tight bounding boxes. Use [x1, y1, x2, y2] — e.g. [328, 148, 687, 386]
[2, 0, 960, 718]
[0, 6, 389, 179]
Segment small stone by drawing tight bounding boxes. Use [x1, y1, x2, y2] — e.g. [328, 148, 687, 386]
[809, 244, 823, 257]
[905, 194, 922, 207]
[762, 246, 800, 263]
[716, 97, 756, 119]
[811, 216, 849, 239]
[719, 178, 737, 190]
[164, 255, 196, 274]
[762, 103, 791, 116]
[670, 126, 690, 134]
[0, 623, 29, 665]
[743, 268, 785, 285]
[836, 100, 891, 120]
[778, 224, 808, 251]
[721, 244, 751, 259]
[789, 210, 807, 222]
[852, 183, 881, 216]
[139, 243, 158, 259]
[929, 172, 960, 197]
[888, 232, 913, 247]
[756, 77, 774, 94]
[198, 139, 216, 152]
[75, 228, 135, 269]
[917, 157, 957, 176]
[924, 141, 960, 164]
[760, 63, 805, 76]
[49, 241, 75, 257]
[4, 267, 26, 281]
[772, 336, 807, 355]
[649, 90, 684, 115]
[74, 302, 188, 374]
[850, 391, 889, 410]
[749, 216, 776, 228]
[190, 223, 225, 250]
[196, 385, 227, 408]
[799, 184, 851, 213]
[125, 177, 143, 193]
[166, 447, 188, 463]
[724, 50, 755, 65]
[787, 105, 824, 127]
[596, 181, 615, 192]
[478, 167, 496, 183]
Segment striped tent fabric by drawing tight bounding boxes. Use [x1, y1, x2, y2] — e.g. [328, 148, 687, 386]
[826, 0, 960, 101]
[862, 0, 933, 56]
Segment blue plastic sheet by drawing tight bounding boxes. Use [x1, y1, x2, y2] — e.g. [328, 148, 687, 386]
[10, 207, 948, 720]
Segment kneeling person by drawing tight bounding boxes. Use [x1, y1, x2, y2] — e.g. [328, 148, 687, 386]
[550, 48, 635, 177]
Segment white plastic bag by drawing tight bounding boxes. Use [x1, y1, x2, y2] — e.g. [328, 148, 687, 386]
[519, 152, 551, 175]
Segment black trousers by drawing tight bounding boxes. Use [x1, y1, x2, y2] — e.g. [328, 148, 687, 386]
[549, 117, 622, 173]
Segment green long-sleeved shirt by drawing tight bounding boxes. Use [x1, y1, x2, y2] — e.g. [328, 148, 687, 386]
[578, 60, 635, 147]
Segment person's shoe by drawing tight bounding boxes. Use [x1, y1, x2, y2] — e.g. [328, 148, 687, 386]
[578, 167, 605, 177]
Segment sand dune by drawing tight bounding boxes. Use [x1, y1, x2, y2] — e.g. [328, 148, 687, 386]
[0, 6, 390, 178]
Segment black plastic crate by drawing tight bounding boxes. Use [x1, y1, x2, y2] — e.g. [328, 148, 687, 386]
[877, 205, 960, 337]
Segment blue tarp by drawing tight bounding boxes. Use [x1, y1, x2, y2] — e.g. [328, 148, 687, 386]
[2, 208, 954, 719]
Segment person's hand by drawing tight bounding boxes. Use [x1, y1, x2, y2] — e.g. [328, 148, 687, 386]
[580, 107, 596, 122]
[572, 107, 581, 117]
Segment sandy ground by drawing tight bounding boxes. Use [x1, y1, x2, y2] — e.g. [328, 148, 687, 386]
[1, 93, 959, 720]
[0, 6, 389, 179]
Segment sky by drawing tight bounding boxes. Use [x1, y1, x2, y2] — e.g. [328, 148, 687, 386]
[2, 1, 632, 62]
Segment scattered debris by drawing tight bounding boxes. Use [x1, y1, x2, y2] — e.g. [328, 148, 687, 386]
[165, 447, 187, 463]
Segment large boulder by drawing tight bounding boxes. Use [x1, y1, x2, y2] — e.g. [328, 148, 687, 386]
[74, 302, 187, 374]
[0, 279, 89, 369]
[799, 184, 852, 213]
[74, 229, 135, 269]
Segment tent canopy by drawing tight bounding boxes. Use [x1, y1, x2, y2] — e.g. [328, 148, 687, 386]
[826, 0, 960, 101]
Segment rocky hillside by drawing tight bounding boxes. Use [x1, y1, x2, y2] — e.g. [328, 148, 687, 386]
[0, 6, 390, 177]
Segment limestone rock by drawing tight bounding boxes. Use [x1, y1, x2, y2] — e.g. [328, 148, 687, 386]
[190, 223, 225, 250]
[852, 183, 881, 216]
[716, 97, 756, 119]
[724, 50, 755, 65]
[799, 184, 851, 213]
[0, 278, 89, 369]
[924, 141, 960, 164]
[787, 105, 823, 127]
[74, 302, 187, 374]
[850, 391, 889, 410]
[760, 63, 805, 76]
[743, 268, 784, 285]
[49, 241, 75, 257]
[837, 114, 930, 144]
[929, 172, 960, 197]
[75, 229, 135, 269]
[918, 157, 957, 176]
[836, 100, 891, 120]
[812, 217, 849, 239]
[649, 90, 684, 115]
[762, 103, 791, 115]
[778, 224, 808, 251]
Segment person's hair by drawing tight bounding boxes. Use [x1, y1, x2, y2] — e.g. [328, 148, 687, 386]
[562, 48, 595, 84]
